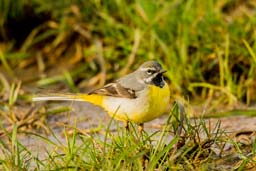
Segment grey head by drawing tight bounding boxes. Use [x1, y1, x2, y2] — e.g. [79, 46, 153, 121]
[117, 60, 166, 91]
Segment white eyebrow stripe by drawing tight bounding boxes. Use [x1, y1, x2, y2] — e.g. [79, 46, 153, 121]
[139, 67, 157, 71]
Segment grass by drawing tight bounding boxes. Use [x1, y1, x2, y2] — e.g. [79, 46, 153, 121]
[1, 0, 256, 170]
[1, 0, 256, 107]
[0, 103, 255, 170]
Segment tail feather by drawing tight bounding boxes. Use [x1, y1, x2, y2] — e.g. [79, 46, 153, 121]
[32, 93, 104, 107]
[32, 93, 84, 102]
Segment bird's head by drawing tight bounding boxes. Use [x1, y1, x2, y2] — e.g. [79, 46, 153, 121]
[135, 60, 167, 88]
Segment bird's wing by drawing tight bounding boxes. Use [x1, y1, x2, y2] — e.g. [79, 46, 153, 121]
[88, 82, 136, 99]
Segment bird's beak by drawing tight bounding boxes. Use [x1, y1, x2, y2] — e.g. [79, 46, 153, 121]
[159, 70, 167, 74]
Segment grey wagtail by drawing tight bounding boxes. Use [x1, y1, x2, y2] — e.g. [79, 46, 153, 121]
[33, 60, 170, 132]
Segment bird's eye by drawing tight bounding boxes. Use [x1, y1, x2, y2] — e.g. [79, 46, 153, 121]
[147, 70, 155, 75]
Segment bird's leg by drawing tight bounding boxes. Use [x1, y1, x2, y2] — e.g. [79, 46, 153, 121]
[138, 123, 144, 136]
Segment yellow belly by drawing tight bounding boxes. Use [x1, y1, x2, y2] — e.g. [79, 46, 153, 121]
[102, 83, 170, 123]
[78, 83, 170, 124]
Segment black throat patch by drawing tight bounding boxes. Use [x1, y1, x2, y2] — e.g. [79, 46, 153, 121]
[152, 74, 165, 88]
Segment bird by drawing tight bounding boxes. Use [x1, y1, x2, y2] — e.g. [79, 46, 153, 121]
[33, 60, 170, 133]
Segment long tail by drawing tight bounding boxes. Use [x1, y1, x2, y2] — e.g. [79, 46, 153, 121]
[32, 93, 103, 106]
[32, 93, 83, 101]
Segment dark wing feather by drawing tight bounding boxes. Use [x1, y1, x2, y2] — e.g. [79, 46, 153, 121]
[88, 82, 136, 99]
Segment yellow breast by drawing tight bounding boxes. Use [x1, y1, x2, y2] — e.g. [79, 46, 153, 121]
[150, 84, 170, 115]
[77, 83, 170, 124]
[102, 82, 170, 123]
[136, 83, 170, 123]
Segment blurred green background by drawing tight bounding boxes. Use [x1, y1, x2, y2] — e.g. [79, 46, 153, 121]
[1, 0, 256, 111]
